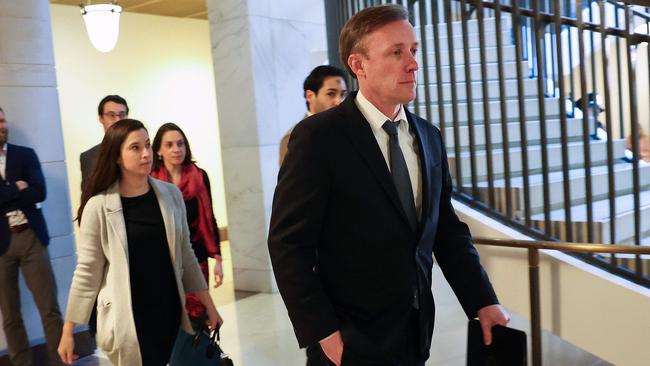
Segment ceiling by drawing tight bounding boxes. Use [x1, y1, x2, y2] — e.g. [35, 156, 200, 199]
[50, 0, 208, 20]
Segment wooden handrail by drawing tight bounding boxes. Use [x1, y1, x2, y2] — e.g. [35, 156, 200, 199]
[474, 237, 650, 255]
[472, 237, 649, 366]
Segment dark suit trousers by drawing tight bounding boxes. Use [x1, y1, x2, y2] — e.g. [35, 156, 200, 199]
[0, 228, 64, 366]
[306, 310, 425, 366]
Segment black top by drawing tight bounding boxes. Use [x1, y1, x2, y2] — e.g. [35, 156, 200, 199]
[121, 188, 181, 365]
[184, 169, 220, 262]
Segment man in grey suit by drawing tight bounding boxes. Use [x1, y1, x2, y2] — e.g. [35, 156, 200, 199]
[79, 95, 129, 192]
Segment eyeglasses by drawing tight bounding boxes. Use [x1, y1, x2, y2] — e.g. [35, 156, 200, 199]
[103, 112, 128, 119]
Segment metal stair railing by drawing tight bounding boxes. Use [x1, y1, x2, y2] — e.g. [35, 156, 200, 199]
[326, 0, 650, 289]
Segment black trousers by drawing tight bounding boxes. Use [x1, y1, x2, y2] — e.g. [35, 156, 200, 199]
[305, 310, 424, 366]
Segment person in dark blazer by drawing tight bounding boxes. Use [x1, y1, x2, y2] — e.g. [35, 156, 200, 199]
[268, 5, 509, 366]
[80, 95, 129, 192]
[0, 107, 64, 366]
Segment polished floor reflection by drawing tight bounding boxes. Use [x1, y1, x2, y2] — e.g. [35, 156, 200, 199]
[74, 241, 610, 365]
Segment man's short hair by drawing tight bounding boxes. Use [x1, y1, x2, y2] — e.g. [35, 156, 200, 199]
[0, 107, 3, 113]
[339, 5, 409, 78]
[303, 65, 346, 109]
[97, 95, 129, 116]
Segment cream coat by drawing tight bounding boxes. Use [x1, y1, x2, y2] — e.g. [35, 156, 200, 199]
[65, 177, 207, 366]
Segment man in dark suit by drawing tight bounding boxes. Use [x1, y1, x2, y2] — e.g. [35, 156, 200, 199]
[0, 107, 63, 366]
[268, 5, 509, 366]
[79, 95, 129, 192]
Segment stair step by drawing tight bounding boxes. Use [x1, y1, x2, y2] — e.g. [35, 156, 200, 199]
[415, 16, 511, 38]
[449, 139, 628, 181]
[440, 118, 594, 151]
[417, 61, 529, 84]
[425, 28, 512, 52]
[470, 161, 650, 214]
[419, 78, 539, 103]
[416, 97, 561, 124]
[421, 45, 517, 67]
[531, 190, 650, 243]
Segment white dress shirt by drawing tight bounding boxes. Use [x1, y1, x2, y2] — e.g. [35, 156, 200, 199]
[0, 144, 28, 227]
[355, 91, 422, 219]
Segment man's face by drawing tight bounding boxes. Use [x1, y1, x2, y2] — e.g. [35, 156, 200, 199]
[0, 111, 8, 146]
[99, 101, 128, 132]
[351, 20, 419, 107]
[306, 76, 348, 114]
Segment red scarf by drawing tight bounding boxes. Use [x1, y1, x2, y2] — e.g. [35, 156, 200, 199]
[151, 163, 219, 258]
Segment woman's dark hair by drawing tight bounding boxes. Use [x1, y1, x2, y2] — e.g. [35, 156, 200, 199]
[151, 122, 194, 171]
[77, 119, 147, 223]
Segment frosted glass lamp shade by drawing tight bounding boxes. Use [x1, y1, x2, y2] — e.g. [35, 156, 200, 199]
[81, 4, 122, 53]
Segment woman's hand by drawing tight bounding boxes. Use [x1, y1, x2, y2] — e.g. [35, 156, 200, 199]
[195, 289, 223, 330]
[213, 256, 224, 288]
[58, 321, 79, 365]
[206, 306, 224, 331]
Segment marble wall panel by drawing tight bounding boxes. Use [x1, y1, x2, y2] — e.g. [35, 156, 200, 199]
[0, 17, 55, 65]
[0, 64, 56, 87]
[41, 161, 74, 239]
[0, 86, 65, 161]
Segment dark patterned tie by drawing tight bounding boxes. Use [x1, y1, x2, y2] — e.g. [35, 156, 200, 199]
[382, 120, 417, 232]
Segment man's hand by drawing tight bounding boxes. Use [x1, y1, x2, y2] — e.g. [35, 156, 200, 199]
[319, 330, 344, 366]
[477, 304, 510, 345]
[15, 180, 28, 190]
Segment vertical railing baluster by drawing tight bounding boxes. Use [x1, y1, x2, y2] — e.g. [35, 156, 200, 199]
[431, 0, 446, 145]
[615, 7, 625, 139]
[444, 0, 464, 190]
[588, 1, 598, 121]
[495, 0, 513, 219]
[598, 1, 616, 265]
[513, 0, 533, 226]
[460, 0, 479, 199]
[554, 0, 573, 242]
[477, 0, 495, 209]
[624, 4, 642, 275]
[417, 0, 431, 122]
[576, 0, 595, 243]
[533, 0, 552, 237]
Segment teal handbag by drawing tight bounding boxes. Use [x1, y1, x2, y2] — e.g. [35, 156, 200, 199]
[169, 327, 233, 366]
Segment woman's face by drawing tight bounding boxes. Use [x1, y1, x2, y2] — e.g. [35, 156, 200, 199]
[118, 129, 153, 177]
[157, 130, 187, 167]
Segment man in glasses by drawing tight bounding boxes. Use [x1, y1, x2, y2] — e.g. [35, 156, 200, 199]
[79, 95, 129, 191]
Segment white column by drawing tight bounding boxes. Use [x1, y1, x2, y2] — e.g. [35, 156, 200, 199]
[207, 0, 327, 292]
[0, 0, 75, 350]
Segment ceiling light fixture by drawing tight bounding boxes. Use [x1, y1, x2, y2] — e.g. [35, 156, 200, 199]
[80, 2, 123, 53]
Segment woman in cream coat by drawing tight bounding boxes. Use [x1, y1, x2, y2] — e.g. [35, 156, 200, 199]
[58, 119, 222, 365]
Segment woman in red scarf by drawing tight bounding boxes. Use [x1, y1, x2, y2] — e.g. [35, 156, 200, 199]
[151, 123, 223, 320]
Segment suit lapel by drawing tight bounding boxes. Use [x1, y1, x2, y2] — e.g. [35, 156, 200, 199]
[336, 94, 414, 231]
[5, 144, 16, 182]
[150, 178, 177, 264]
[105, 182, 130, 261]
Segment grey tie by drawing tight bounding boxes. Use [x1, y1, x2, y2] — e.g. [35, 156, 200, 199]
[382, 120, 417, 232]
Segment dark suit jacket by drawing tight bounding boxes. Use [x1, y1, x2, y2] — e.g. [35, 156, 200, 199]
[268, 92, 498, 363]
[0, 144, 49, 256]
[80, 144, 100, 192]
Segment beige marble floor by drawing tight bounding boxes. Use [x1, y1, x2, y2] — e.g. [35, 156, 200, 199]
[74, 242, 609, 365]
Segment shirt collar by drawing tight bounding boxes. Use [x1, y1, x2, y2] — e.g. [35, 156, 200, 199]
[354, 90, 408, 135]
[1, 144, 6, 155]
